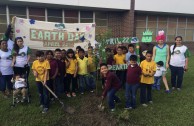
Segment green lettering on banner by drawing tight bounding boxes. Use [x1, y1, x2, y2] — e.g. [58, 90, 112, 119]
[30, 29, 37, 39]
[68, 33, 74, 41]
[51, 32, 58, 40]
[44, 31, 51, 40]
[58, 32, 64, 41]
[74, 33, 79, 41]
[38, 31, 43, 40]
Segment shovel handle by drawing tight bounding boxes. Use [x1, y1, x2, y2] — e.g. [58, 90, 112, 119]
[44, 84, 58, 99]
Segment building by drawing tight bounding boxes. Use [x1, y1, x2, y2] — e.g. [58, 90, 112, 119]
[0, 0, 194, 42]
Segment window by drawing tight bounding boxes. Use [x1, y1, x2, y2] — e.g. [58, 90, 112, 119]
[29, 7, 45, 21]
[0, 5, 7, 38]
[64, 10, 78, 23]
[80, 11, 93, 23]
[95, 12, 107, 26]
[47, 9, 62, 23]
[9, 6, 26, 21]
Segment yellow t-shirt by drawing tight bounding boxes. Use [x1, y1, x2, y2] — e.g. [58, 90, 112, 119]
[114, 54, 126, 65]
[75, 53, 79, 59]
[88, 54, 97, 72]
[77, 57, 88, 75]
[140, 60, 157, 84]
[32, 60, 50, 81]
[66, 59, 77, 74]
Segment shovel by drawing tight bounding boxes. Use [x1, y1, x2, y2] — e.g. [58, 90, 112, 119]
[97, 100, 105, 112]
[41, 81, 75, 114]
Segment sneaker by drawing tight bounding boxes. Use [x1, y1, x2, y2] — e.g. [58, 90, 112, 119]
[124, 107, 132, 110]
[42, 108, 48, 114]
[66, 93, 71, 98]
[177, 88, 181, 91]
[81, 92, 84, 95]
[172, 87, 175, 90]
[165, 90, 171, 93]
[72, 92, 76, 97]
[15, 98, 20, 103]
[149, 101, 153, 104]
[90, 90, 94, 93]
[142, 104, 148, 107]
[110, 109, 115, 112]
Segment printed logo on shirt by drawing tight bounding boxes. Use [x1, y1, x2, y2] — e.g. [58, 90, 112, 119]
[157, 68, 161, 71]
[18, 52, 26, 57]
[37, 66, 45, 75]
[174, 50, 181, 54]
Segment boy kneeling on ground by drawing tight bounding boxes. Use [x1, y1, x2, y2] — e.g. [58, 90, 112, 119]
[100, 63, 121, 112]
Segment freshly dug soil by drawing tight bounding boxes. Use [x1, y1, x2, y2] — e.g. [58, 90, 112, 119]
[57, 93, 118, 126]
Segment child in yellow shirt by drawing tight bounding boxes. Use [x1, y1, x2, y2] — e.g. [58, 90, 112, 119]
[32, 51, 50, 113]
[77, 48, 91, 94]
[65, 49, 78, 97]
[140, 51, 156, 107]
[113, 46, 126, 88]
[86, 46, 98, 93]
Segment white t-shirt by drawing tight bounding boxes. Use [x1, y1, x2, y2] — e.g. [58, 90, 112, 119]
[14, 78, 26, 89]
[14, 45, 28, 68]
[154, 66, 166, 77]
[170, 45, 187, 67]
[7, 39, 14, 50]
[0, 49, 13, 75]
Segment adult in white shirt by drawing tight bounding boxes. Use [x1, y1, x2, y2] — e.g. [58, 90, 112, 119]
[12, 37, 31, 76]
[0, 40, 14, 98]
[169, 36, 189, 91]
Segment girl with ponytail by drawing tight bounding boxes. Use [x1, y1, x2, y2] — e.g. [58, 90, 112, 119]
[169, 36, 189, 91]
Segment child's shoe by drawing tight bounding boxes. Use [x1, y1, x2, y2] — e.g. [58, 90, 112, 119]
[90, 90, 94, 93]
[110, 108, 115, 112]
[72, 92, 76, 97]
[165, 90, 171, 93]
[124, 106, 132, 110]
[21, 97, 26, 103]
[66, 93, 71, 98]
[172, 87, 175, 90]
[42, 108, 48, 114]
[81, 92, 84, 95]
[177, 88, 181, 91]
[148, 101, 153, 104]
[142, 104, 148, 107]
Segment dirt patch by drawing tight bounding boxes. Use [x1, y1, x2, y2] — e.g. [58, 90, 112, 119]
[56, 93, 118, 126]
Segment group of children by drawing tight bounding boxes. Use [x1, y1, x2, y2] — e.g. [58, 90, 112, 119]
[0, 20, 190, 113]
[100, 32, 189, 111]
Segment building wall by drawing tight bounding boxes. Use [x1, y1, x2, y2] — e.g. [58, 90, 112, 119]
[135, 14, 194, 42]
[136, 0, 194, 14]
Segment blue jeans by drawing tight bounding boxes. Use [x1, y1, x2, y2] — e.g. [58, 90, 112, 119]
[36, 81, 49, 108]
[153, 76, 162, 90]
[89, 72, 96, 89]
[140, 83, 152, 104]
[55, 75, 64, 94]
[107, 88, 120, 109]
[125, 83, 139, 108]
[78, 75, 90, 93]
[170, 65, 184, 88]
[0, 75, 13, 92]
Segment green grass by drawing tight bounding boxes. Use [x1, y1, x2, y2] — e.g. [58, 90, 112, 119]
[0, 56, 194, 126]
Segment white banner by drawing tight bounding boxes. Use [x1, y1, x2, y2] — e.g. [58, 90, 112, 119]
[14, 17, 95, 50]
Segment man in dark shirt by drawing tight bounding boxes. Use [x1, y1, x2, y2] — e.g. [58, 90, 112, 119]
[100, 63, 121, 112]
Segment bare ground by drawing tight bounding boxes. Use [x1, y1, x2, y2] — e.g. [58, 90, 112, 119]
[55, 93, 118, 126]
